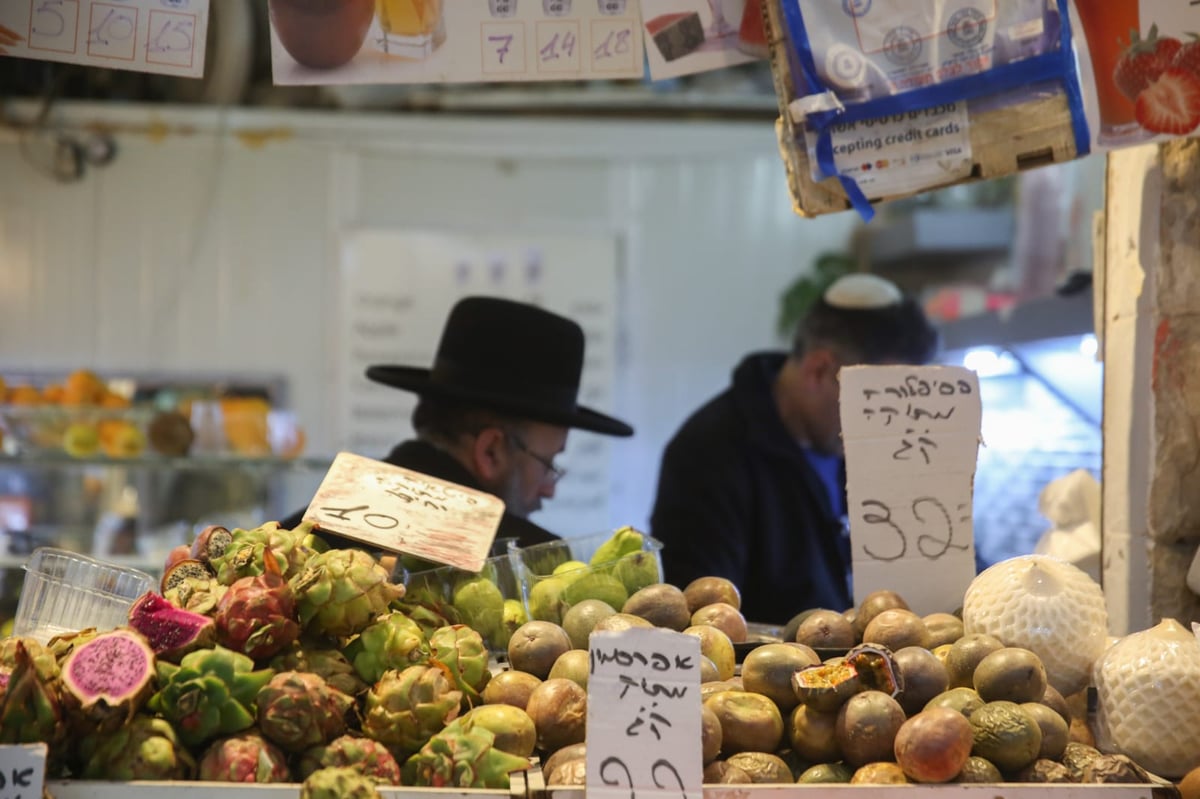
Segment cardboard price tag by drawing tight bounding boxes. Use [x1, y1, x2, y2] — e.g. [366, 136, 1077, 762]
[303, 452, 504, 572]
[0, 0, 209, 78]
[839, 365, 982, 615]
[586, 627, 702, 799]
[0, 744, 46, 799]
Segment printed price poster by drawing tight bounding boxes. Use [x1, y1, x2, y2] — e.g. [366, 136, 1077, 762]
[587, 628, 702, 799]
[641, 0, 764, 81]
[0, 0, 209, 78]
[839, 365, 982, 616]
[270, 0, 644, 85]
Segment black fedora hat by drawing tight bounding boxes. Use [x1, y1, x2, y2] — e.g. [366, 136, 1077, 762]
[366, 296, 634, 437]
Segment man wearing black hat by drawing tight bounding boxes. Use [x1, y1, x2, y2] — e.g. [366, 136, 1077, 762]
[649, 275, 939, 625]
[282, 296, 633, 547]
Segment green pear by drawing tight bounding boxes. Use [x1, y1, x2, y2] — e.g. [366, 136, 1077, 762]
[552, 560, 591, 585]
[529, 576, 569, 624]
[562, 572, 628, 612]
[613, 551, 661, 595]
[589, 526, 646, 567]
[492, 598, 529, 651]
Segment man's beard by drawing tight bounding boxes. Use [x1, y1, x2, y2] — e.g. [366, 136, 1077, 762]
[490, 469, 538, 519]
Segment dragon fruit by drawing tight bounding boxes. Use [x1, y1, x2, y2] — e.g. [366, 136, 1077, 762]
[298, 734, 402, 784]
[211, 521, 321, 586]
[191, 524, 233, 566]
[148, 645, 274, 748]
[270, 643, 367, 697]
[60, 628, 156, 734]
[301, 765, 383, 799]
[162, 558, 216, 594]
[0, 639, 63, 747]
[80, 716, 195, 780]
[164, 574, 228, 615]
[198, 731, 292, 783]
[362, 664, 463, 759]
[402, 715, 531, 789]
[429, 624, 491, 706]
[343, 611, 430, 685]
[0, 636, 60, 681]
[128, 591, 216, 662]
[290, 549, 405, 637]
[44, 628, 99, 666]
[256, 671, 354, 753]
[214, 548, 300, 660]
[394, 589, 465, 638]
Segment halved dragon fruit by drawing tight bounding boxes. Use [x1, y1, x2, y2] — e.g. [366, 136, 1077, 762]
[162, 558, 216, 594]
[191, 524, 233, 566]
[128, 591, 217, 663]
[60, 628, 156, 734]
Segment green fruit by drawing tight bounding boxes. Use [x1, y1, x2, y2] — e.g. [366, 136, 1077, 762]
[452, 578, 504, 639]
[613, 552, 660, 595]
[528, 577, 568, 624]
[552, 561, 590, 584]
[588, 526, 645, 567]
[493, 599, 529, 651]
[562, 572, 627, 611]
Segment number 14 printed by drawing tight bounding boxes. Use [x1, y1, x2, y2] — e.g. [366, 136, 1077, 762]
[480, 14, 639, 78]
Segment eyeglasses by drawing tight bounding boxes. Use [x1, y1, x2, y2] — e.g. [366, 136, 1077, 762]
[506, 429, 567, 485]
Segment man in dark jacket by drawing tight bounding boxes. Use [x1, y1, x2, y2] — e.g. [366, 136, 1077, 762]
[281, 296, 634, 548]
[650, 275, 938, 625]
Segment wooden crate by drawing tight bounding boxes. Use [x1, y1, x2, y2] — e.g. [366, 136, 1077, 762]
[761, 0, 1082, 218]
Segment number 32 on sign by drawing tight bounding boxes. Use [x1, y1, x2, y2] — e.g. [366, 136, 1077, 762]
[839, 365, 982, 616]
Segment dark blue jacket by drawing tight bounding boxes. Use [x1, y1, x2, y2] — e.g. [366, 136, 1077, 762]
[650, 353, 852, 625]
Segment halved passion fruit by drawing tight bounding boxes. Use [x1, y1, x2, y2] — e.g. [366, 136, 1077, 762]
[791, 644, 902, 713]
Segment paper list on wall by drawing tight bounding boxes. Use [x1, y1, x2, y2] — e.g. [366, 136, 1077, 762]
[839, 365, 982, 616]
[338, 229, 621, 536]
[0, 0, 209, 78]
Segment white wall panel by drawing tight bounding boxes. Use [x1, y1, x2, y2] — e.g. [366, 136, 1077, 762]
[0, 103, 858, 535]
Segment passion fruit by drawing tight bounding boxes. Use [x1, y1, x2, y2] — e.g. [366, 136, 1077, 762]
[1015, 758, 1073, 783]
[561, 599, 616, 650]
[954, 755, 1003, 783]
[894, 706, 974, 783]
[788, 704, 840, 763]
[542, 742, 586, 779]
[1020, 701, 1069, 761]
[797, 762, 854, 784]
[547, 760, 586, 786]
[622, 583, 690, 631]
[850, 762, 909, 784]
[691, 603, 748, 643]
[592, 612, 654, 634]
[893, 645, 949, 717]
[548, 649, 589, 689]
[792, 659, 864, 713]
[924, 686, 985, 719]
[525, 678, 588, 753]
[835, 690, 907, 768]
[459, 704, 537, 757]
[507, 621, 572, 680]
[1040, 683, 1071, 725]
[725, 752, 793, 784]
[683, 576, 741, 613]
[683, 625, 736, 681]
[703, 691, 784, 755]
[795, 609, 856, 650]
[861, 608, 931, 651]
[703, 761, 752, 784]
[741, 643, 819, 712]
[973, 647, 1048, 704]
[922, 612, 965, 648]
[700, 705, 722, 764]
[945, 632, 1005, 689]
[853, 589, 910, 640]
[481, 669, 542, 710]
[699, 656, 720, 683]
[968, 700, 1042, 774]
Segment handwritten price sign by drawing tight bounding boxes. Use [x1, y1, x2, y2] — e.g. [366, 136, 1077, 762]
[840, 365, 982, 615]
[0, 744, 46, 799]
[2, 0, 208, 77]
[302, 452, 505, 572]
[587, 628, 702, 799]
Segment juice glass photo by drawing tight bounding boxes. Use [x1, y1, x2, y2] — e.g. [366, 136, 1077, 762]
[377, 0, 445, 59]
[738, 0, 768, 58]
[1074, 0, 1153, 145]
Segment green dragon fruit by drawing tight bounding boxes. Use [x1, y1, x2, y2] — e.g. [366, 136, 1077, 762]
[59, 628, 156, 734]
[362, 665, 462, 759]
[81, 715, 195, 780]
[211, 521, 320, 586]
[301, 765, 382, 799]
[0, 636, 60, 681]
[197, 731, 292, 783]
[298, 734, 402, 784]
[163, 574, 228, 615]
[214, 548, 301, 660]
[290, 549, 405, 637]
[402, 716, 531, 789]
[148, 645, 274, 748]
[256, 671, 354, 753]
[0, 639, 63, 747]
[343, 611, 430, 685]
[270, 643, 367, 697]
[127, 591, 216, 662]
[429, 624, 491, 706]
[393, 588, 465, 639]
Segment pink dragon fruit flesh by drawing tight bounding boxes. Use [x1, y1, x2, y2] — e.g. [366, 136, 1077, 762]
[215, 548, 301, 661]
[60, 629, 156, 734]
[128, 591, 216, 663]
[198, 731, 292, 783]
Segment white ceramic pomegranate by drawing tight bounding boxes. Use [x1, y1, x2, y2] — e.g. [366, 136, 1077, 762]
[1093, 619, 1200, 778]
[961, 554, 1108, 696]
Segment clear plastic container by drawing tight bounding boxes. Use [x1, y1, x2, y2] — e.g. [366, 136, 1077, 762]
[508, 530, 664, 625]
[401, 553, 525, 654]
[13, 547, 155, 643]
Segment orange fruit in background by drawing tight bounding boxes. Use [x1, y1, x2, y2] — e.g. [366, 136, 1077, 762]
[63, 422, 101, 458]
[100, 392, 131, 409]
[42, 384, 64, 404]
[220, 397, 271, 456]
[7, 385, 41, 405]
[62, 369, 105, 406]
[100, 420, 145, 458]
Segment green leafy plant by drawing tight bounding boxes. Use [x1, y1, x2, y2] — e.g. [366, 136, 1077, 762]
[776, 252, 856, 339]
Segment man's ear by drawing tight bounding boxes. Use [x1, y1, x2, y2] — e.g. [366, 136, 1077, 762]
[470, 427, 509, 482]
[803, 348, 840, 385]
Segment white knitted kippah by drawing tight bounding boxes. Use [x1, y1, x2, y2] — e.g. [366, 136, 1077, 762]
[823, 274, 903, 309]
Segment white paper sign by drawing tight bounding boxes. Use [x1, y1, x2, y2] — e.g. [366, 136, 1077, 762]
[587, 628, 702, 799]
[270, 0, 644, 85]
[641, 0, 762, 81]
[840, 365, 981, 615]
[0, 744, 46, 799]
[303, 452, 505, 572]
[0, 0, 209, 78]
